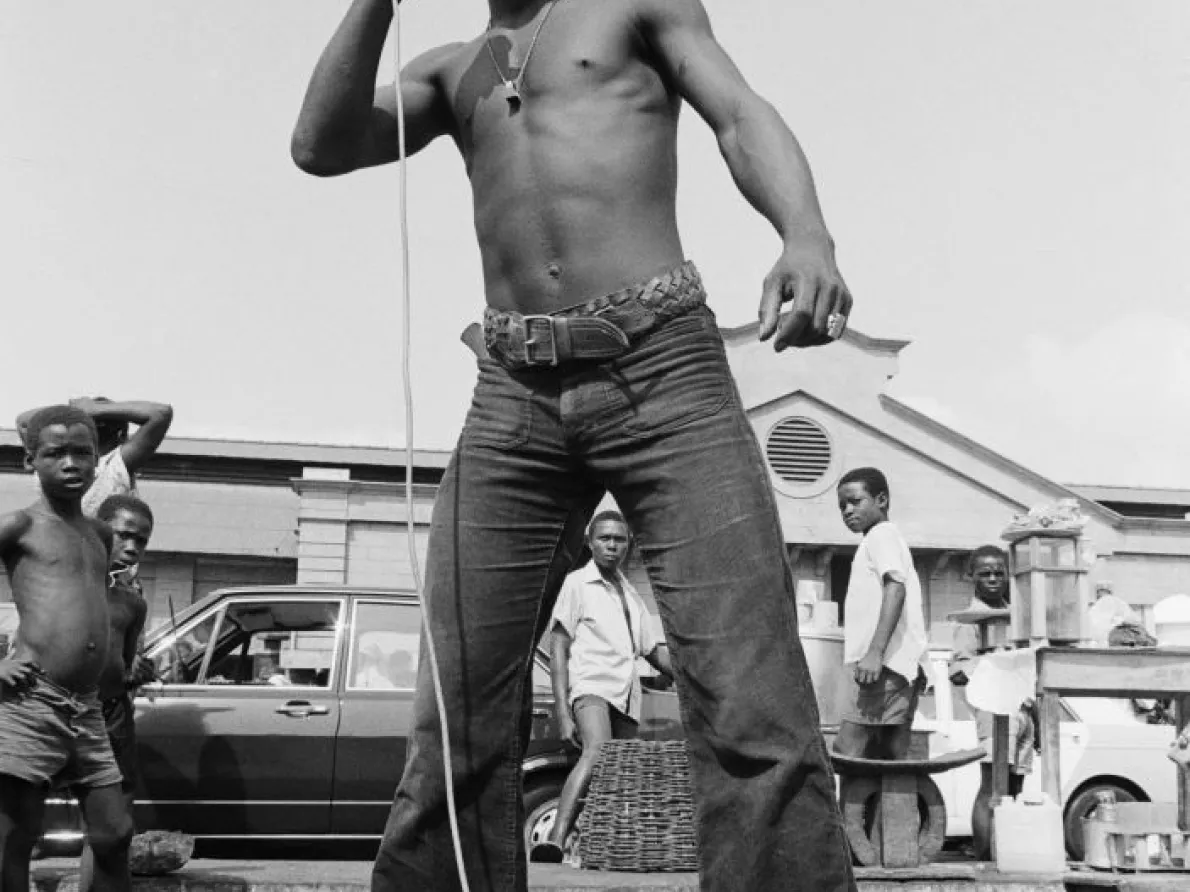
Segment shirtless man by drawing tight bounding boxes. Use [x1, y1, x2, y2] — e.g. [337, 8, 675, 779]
[79, 495, 156, 892]
[0, 406, 132, 892]
[294, 2, 856, 890]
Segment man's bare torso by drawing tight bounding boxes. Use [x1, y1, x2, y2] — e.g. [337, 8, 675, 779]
[432, 0, 685, 313]
[2, 508, 110, 693]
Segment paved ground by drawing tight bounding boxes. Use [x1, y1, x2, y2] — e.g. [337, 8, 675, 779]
[32, 858, 1190, 892]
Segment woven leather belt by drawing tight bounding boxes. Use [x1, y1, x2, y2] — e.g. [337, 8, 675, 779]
[473, 261, 707, 370]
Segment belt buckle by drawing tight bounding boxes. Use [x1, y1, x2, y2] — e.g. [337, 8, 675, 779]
[521, 315, 559, 367]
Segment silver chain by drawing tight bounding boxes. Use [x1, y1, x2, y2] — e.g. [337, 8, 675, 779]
[484, 0, 559, 103]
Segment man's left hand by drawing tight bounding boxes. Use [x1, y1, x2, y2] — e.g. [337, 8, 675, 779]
[855, 650, 883, 686]
[758, 234, 852, 351]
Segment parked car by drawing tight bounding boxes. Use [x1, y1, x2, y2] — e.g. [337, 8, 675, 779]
[40, 594, 1172, 864]
[915, 649, 1177, 859]
[39, 585, 683, 856]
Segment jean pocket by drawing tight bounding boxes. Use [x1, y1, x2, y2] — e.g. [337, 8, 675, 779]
[462, 360, 532, 449]
[614, 310, 732, 440]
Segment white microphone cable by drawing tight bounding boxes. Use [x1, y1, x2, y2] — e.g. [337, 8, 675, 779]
[390, 3, 472, 890]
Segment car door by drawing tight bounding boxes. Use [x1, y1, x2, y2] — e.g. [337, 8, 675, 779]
[138, 596, 344, 838]
[330, 597, 421, 835]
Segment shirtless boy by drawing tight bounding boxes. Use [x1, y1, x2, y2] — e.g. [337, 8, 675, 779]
[79, 495, 156, 892]
[0, 406, 132, 892]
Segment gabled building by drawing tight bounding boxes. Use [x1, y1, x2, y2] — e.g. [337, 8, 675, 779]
[721, 323, 1190, 636]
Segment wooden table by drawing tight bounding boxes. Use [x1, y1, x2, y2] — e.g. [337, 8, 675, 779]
[1035, 647, 1190, 830]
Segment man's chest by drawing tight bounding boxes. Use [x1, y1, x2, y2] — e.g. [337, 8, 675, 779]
[441, 9, 665, 143]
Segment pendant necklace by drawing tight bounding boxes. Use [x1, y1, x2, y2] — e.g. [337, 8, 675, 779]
[484, 0, 559, 112]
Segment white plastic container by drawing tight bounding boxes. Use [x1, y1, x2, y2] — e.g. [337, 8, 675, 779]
[993, 793, 1066, 874]
[1154, 594, 1190, 647]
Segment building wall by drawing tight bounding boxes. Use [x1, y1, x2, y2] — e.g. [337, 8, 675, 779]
[0, 464, 298, 629]
[0, 471, 298, 560]
[134, 553, 297, 631]
[757, 396, 1035, 550]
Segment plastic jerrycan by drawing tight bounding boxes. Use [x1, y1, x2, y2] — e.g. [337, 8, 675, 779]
[993, 793, 1065, 874]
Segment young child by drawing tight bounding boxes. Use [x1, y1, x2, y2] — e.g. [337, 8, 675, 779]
[834, 467, 929, 761]
[948, 544, 1035, 859]
[78, 495, 157, 892]
[0, 406, 132, 892]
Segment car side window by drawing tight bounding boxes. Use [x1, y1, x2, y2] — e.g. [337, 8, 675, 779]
[347, 601, 420, 691]
[201, 600, 341, 688]
[151, 611, 220, 684]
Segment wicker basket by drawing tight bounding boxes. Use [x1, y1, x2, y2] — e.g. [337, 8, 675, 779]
[577, 739, 699, 872]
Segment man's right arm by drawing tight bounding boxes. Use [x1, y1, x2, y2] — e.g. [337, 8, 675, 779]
[291, 0, 456, 176]
[550, 626, 579, 747]
[550, 626, 572, 713]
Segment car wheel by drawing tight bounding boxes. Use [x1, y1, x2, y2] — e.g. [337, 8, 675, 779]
[1063, 782, 1140, 862]
[523, 777, 574, 861]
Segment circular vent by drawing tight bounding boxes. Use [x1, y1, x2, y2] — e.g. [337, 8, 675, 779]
[765, 417, 833, 485]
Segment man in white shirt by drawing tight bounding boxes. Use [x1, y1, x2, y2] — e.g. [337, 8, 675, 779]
[532, 511, 672, 864]
[834, 467, 929, 761]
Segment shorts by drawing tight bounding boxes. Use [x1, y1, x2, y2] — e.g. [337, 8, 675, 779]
[102, 694, 139, 793]
[0, 674, 123, 790]
[572, 694, 639, 742]
[841, 665, 925, 727]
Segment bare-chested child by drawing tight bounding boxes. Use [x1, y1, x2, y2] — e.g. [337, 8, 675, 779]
[0, 406, 132, 892]
[78, 495, 156, 892]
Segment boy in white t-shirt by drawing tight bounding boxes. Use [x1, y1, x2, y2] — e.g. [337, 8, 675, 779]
[834, 467, 929, 760]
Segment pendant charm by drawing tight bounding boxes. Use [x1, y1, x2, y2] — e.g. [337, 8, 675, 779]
[502, 80, 522, 110]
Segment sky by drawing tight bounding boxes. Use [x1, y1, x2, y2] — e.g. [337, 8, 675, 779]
[2, 1, 1188, 488]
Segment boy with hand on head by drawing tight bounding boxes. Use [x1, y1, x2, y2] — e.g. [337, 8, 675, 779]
[0, 406, 133, 892]
[834, 467, 929, 761]
[948, 544, 1034, 860]
[78, 495, 157, 892]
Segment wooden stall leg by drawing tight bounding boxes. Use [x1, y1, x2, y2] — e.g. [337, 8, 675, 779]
[992, 713, 1011, 801]
[880, 773, 922, 868]
[1177, 696, 1189, 832]
[1038, 691, 1062, 806]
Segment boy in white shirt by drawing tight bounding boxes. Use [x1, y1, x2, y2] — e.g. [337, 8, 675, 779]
[834, 467, 929, 760]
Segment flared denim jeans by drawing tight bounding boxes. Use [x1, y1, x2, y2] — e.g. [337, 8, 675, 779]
[372, 304, 856, 892]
